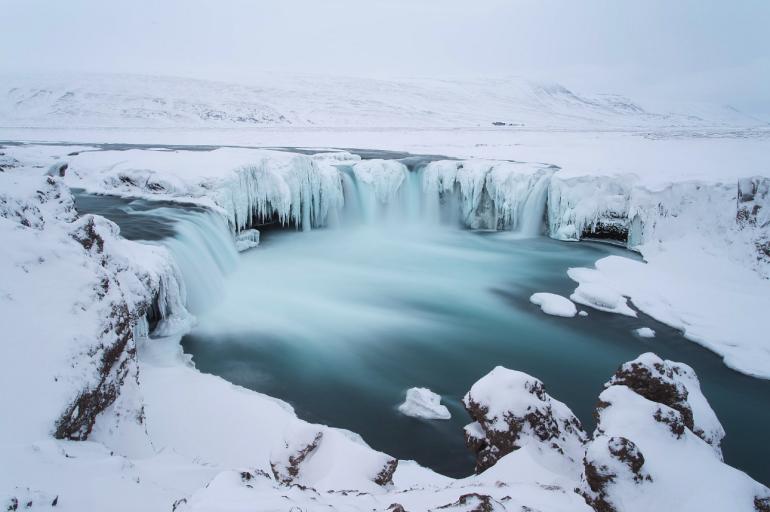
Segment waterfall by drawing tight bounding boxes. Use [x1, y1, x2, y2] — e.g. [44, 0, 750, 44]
[517, 172, 551, 237]
[151, 207, 240, 315]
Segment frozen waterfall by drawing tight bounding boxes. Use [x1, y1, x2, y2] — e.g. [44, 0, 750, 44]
[191, 153, 556, 236]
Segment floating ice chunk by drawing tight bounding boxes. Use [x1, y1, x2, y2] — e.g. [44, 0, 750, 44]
[235, 229, 260, 252]
[398, 387, 451, 420]
[529, 293, 577, 317]
[579, 311, 589, 317]
[634, 327, 656, 338]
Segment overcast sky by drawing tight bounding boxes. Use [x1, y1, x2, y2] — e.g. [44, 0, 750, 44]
[1, 0, 768, 114]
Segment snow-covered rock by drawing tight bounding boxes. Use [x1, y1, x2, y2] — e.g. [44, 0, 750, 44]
[0, 171, 184, 445]
[529, 292, 577, 317]
[580, 377, 768, 512]
[462, 366, 587, 475]
[398, 387, 451, 420]
[605, 353, 724, 451]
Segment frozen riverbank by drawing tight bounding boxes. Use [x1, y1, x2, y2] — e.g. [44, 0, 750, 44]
[1, 133, 769, 510]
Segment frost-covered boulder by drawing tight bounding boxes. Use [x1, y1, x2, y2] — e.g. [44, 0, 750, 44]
[529, 292, 577, 317]
[581, 435, 652, 512]
[398, 387, 451, 420]
[462, 366, 586, 474]
[578, 353, 768, 512]
[604, 353, 723, 451]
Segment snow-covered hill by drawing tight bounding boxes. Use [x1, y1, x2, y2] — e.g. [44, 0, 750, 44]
[0, 73, 764, 130]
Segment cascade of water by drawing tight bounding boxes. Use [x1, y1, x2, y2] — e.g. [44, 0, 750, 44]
[517, 172, 551, 237]
[155, 207, 240, 314]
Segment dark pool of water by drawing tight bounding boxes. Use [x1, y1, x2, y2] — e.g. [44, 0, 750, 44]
[180, 228, 770, 484]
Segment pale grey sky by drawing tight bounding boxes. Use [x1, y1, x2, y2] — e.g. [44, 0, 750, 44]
[1, 0, 768, 114]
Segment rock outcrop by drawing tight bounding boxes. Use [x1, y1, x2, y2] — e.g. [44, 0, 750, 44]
[462, 366, 586, 474]
[578, 353, 766, 512]
[604, 352, 724, 451]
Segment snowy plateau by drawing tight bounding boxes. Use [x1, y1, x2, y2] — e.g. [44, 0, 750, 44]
[0, 73, 769, 512]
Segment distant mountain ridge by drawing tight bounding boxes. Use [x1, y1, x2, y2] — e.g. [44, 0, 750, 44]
[0, 72, 763, 129]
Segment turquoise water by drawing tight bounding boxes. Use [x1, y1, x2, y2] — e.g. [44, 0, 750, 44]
[72, 190, 770, 484]
[179, 226, 770, 483]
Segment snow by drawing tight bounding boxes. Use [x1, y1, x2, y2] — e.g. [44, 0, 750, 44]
[2, 72, 770, 510]
[2, 72, 763, 131]
[397, 388, 451, 420]
[568, 251, 770, 378]
[585, 384, 764, 512]
[529, 292, 577, 317]
[568, 272, 638, 317]
[634, 327, 656, 338]
[1, 164, 766, 512]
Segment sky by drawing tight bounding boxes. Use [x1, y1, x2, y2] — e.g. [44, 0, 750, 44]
[1, 0, 769, 114]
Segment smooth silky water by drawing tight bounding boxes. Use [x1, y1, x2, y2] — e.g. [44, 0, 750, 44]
[74, 191, 770, 485]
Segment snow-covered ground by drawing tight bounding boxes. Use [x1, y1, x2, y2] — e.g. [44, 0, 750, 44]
[2, 73, 766, 130]
[1, 72, 769, 510]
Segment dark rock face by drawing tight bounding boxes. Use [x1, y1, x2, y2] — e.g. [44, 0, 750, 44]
[462, 367, 586, 474]
[271, 431, 324, 485]
[387, 503, 407, 512]
[755, 496, 770, 512]
[374, 458, 398, 486]
[605, 353, 725, 450]
[435, 493, 504, 512]
[652, 407, 686, 438]
[54, 215, 147, 440]
[54, 303, 135, 440]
